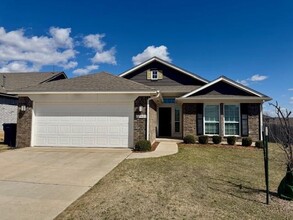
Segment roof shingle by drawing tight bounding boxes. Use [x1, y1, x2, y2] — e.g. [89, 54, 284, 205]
[0, 72, 65, 94]
[12, 72, 157, 93]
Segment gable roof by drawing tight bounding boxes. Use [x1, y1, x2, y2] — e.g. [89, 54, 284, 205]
[119, 56, 209, 84]
[181, 76, 271, 100]
[0, 72, 66, 94]
[11, 72, 157, 94]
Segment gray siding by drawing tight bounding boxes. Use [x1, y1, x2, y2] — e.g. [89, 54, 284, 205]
[0, 96, 18, 131]
[123, 61, 206, 87]
[192, 81, 256, 97]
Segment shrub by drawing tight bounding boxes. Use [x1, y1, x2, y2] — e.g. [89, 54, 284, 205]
[227, 136, 236, 145]
[255, 141, 263, 148]
[183, 135, 196, 144]
[198, 135, 209, 144]
[212, 136, 222, 144]
[242, 137, 252, 147]
[134, 140, 151, 151]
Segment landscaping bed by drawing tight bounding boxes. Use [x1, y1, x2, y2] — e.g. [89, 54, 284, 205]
[56, 143, 293, 220]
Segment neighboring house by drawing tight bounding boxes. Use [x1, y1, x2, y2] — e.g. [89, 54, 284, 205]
[0, 72, 67, 132]
[11, 57, 271, 148]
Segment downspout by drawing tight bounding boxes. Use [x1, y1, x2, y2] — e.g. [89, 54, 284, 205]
[147, 90, 160, 141]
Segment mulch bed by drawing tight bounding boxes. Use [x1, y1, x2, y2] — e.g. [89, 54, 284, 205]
[179, 143, 261, 150]
[151, 142, 159, 151]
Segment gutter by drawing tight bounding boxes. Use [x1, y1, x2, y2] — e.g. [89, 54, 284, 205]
[7, 91, 158, 95]
[146, 90, 161, 141]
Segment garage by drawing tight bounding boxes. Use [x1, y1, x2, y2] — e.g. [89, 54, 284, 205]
[13, 72, 156, 148]
[32, 102, 133, 148]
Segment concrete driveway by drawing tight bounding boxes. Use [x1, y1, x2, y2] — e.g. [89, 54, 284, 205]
[0, 147, 131, 220]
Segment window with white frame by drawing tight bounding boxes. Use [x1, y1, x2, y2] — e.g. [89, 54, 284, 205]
[151, 70, 158, 80]
[224, 104, 240, 136]
[204, 105, 220, 135]
[175, 107, 180, 133]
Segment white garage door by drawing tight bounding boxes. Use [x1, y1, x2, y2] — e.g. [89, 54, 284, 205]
[33, 103, 133, 148]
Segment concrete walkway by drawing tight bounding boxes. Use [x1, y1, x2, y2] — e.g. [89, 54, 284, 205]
[127, 139, 181, 159]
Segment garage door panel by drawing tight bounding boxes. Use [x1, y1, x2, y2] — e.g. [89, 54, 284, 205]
[34, 103, 132, 148]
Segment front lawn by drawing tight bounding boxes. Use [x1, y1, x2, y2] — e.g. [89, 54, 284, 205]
[56, 144, 293, 220]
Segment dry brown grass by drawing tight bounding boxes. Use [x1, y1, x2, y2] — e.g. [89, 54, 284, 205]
[56, 143, 293, 220]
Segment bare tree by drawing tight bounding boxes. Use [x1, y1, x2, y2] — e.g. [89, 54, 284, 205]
[269, 102, 293, 172]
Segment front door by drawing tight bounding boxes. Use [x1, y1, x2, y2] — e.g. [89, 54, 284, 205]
[159, 107, 172, 136]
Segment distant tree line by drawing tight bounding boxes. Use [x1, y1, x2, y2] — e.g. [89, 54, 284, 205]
[263, 115, 293, 143]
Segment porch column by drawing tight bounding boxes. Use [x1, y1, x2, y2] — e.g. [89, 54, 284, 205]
[220, 103, 224, 137]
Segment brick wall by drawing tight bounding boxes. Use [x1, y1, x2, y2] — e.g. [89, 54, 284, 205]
[149, 100, 157, 144]
[133, 97, 148, 144]
[182, 103, 197, 137]
[16, 97, 33, 147]
[248, 103, 260, 141]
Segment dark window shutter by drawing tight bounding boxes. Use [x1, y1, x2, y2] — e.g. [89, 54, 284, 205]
[196, 104, 203, 135]
[241, 104, 248, 137]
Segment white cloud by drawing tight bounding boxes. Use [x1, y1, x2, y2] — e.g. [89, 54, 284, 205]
[83, 34, 116, 65]
[0, 61, 39, 72]
[237, 79, 249, 86]
[288, 88, 293, 91]
[62, 61, 78, 69]
[237, 74, 268, 86]
[91, 48, 116, 64]
[49, 27, 73, 48]
[73, 65, 99, 76]
[250, 74, 268, 82]
[84, 34, 105, 51]
[132, 45, 171, 65]
[0, 27, 77, 72]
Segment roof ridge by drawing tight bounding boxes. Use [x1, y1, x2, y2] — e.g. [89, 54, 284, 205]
[119, 56, 209, 84]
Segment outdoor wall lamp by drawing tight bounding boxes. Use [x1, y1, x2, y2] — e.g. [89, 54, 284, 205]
[20, 105, 27, 112]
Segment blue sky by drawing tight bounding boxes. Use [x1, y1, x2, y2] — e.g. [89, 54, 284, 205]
[0, 0, 292, 114]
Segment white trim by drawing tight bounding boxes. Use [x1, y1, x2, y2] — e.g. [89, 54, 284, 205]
[31, 102, 35, 147]
[174, 106, 181, 134]
[203, 104, 220, 136]
[223, 104, 241, 136]
[182, 76, 264, 98]
[157, 102, 182, 138]
[119, 57, 209, 84]
[150, 70, 158, 80]
[176, 97, 266, 103]
[10, 91, 157, 95]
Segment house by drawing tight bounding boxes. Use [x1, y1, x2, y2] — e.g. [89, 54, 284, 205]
[0, 72, 67, 134]
[11, 57, 271, 148]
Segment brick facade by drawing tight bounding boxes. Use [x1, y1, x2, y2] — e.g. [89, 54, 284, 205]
[182, 103, 197, 137]
[133, 97, 148, 144]
[248, 103, 260, 141]
[16, 97, 33, 148]
[182, 103, 261, 141]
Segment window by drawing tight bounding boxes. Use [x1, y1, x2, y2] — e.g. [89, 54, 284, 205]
[204, 105, 219, 135]
[151, 70, 158, 80]
[163, 98, 175, 103]
[175, 107, 180, 133]
[224, 105, 240, 136]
